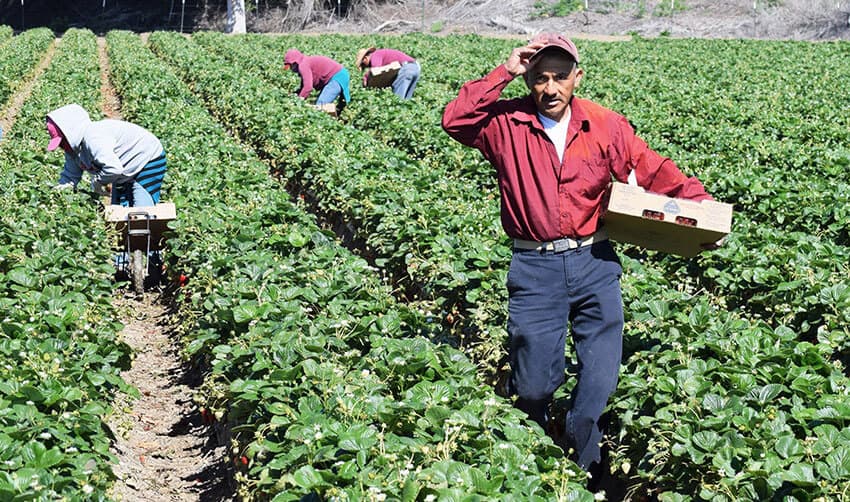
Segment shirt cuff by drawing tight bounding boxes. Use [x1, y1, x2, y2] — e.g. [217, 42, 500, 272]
[487, 65, 515, 86]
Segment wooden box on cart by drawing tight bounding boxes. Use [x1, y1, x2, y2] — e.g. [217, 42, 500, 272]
[104, 202, 176, 250]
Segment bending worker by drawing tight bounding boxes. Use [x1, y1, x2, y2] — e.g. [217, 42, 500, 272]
[356, 47, 420, 100]
[284, 48, 351, 113]
[47, 103, 166, 207]
[442, 33, 718, 477]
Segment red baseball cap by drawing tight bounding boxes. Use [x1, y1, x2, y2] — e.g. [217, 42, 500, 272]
[46, 119, 64, 151]
[529, 33, 580, 64]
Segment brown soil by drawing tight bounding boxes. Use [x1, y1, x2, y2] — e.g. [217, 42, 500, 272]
[236, 0, 850, 41]
[97, 37, 233, 501]
[106, 295, 233, 502]
[97, 37, 122, 120]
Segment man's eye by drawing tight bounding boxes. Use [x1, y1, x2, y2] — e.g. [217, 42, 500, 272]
[555, 73, 571, 81]
[534, 76, 549, 85]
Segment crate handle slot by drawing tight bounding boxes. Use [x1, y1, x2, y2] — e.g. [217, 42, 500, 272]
[675, 216, 698, 227]
[641, 209, 665, 221]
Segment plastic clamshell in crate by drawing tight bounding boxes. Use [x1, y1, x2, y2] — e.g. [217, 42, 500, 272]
[603, 182, 732, 257]
[364, 61, 401, 88]
[315, 102, 338, 117]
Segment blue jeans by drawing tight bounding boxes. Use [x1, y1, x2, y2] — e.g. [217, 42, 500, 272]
[392, 61, 420, 100]
[112, 180, 155, 206]
[112, 151, 167, 207]
[506, 239, 623, 470]
[316, 80, 342, 105]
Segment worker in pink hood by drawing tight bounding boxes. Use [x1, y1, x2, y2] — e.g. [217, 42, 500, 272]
[283, 49, 351, 113]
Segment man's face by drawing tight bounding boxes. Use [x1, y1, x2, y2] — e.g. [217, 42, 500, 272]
[526, 51, 583, 122]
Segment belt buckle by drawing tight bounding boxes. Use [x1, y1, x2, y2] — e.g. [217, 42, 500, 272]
[556, 237, 582, 252]
[538, 236, 584, 253]
[552, 239, 566, 253]
[547, 238, 565, 253]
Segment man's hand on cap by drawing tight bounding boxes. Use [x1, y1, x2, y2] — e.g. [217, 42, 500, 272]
[505, 42, 546, 77]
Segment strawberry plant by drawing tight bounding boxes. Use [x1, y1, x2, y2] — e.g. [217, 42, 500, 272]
[0, 28, 53, 109]
[3, 27, 847, 500]
[106, 29, 593, 500]
[0, 28, 132, 500]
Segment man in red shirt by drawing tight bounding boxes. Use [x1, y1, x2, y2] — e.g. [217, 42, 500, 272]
[442, 33, 716, 475]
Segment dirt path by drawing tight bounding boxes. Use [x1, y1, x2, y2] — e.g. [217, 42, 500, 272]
[107, 297, 228, 501]
[0, 38, 56, 139]
[97, 37, 123, 120]
[97, 35, 233, 501]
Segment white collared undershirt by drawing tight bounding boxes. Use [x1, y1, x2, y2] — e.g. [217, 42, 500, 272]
[538, 108, 571, 163]
[538, 109, 639, 185]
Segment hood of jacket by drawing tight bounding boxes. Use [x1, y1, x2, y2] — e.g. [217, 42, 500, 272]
[46, 104, 91, 150]
[284, 49, 304, 66]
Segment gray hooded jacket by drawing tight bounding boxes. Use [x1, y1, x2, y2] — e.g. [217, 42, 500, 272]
[48, 104, 164, 187]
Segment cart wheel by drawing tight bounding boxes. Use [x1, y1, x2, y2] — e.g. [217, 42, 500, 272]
[131, 249, 145, 294]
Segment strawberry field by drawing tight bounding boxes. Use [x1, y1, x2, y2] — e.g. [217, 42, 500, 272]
[1, 26, 849, 501]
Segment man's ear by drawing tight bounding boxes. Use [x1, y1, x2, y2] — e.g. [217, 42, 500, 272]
[574, 68, 584, 89]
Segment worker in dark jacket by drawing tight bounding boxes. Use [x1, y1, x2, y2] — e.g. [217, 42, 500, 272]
[442, 33, 718, 478]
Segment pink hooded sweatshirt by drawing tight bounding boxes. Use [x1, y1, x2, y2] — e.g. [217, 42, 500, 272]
[284, 49, 344, 99]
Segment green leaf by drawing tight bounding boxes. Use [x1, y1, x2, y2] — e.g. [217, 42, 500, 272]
[774, 435, 804, 460]
[402, 477, 420, 502]
[691, 430, 720, 452]
[702, 394, 728, 412]
[748, 384, 784, 404]
[33, 447, 64, 469]
[337, 424, 377, 452]
[821, 446, 850, 481]
[233, 302, 258, 323]
[7, 268, 36, 288]
[292, 465, 323, 489]
[288, 229, 310, 247]
[659, 493, 691, 502]
[87, 373, 107, 386]
[783, 463, 817, 486]
[79, 402, 108, 415]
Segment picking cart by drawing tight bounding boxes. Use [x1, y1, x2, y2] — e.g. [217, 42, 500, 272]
[105, 202, 176, 294]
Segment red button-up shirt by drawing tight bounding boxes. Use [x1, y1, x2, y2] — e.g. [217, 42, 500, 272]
[442, 65, 713, 242]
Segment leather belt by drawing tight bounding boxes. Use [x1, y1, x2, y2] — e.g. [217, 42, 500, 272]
[514, 229, 608, 253]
